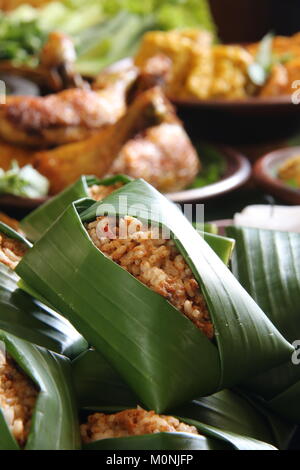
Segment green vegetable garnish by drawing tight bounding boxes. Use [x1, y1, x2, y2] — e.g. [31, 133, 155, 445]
[0, 161, 49, 198]
[1, 0, 216, 76]
[248, 32, 274, 86]
[0, 12, 46, 65]
[188, 144, 226, 189]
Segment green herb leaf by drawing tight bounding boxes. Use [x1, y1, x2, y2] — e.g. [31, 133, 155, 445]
[248, 32, 274, 86]
[0, 161, 49, 198]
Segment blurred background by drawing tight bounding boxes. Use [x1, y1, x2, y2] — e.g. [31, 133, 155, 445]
[0, 0, 300, 215]
[210, 0, 300, 43]
[1, 0, 300, 39]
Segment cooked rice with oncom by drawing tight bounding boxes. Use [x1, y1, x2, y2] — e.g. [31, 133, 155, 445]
[86, 215, 214, 338]
[0, 351, 38, 447]
[0, 233, 27, 270]
[87, 182, 124, 201]
[81, 408, 199, 443]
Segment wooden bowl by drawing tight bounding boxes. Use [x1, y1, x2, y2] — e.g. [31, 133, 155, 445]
[175, 95, 300, 145]
[253, 146, 300, 204]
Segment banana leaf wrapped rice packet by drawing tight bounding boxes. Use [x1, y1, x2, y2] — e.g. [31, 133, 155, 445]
[79, 405, 276, 451]
[20, 172, 235, 265]
[73, 348, 296, 450]
[0, 330, 80, 450]
[16, 179, 294, 412]
[0, 222, 87, 358]
[21, 175, 132, 242]
[0, 222, 31, 270]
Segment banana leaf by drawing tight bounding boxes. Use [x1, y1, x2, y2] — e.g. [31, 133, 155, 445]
[19, 172, 234, 265]
[81, 406, 276, 450]
[195, 221, 235, 263]
[0, 262, 87, 359]
[16, 179, 293, 412]
[73, 349, 138, 409]
[0, 330, 81, 450]
[200, 231, 235, 265]
[0, 219, 88, 357]
[20, 175, 132, 242]
[266, 381, 300, 424]
[73, 348, 295, 449]
[173, 391, 295, 451]
[0, 221, 31, 248]
[226, 226, 300, 422]
[202, 223, 218, 235]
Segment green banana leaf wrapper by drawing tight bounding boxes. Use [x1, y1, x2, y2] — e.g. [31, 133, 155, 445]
[0, 221, 87, 357]
[226, 226, 300, 423]
[173, 391, 296, 451]
[0, 262, 87, 359]
[80, 405, 276, 451]
[19, 172, 234, 265]
[199, 231, 235, 265]
[0, 330, 81, 450]
[73, 348, 295, 450]
[20, 175, 132, 242]
[198, 223, 219, 235]
[16, 180, 293, 412]
[0, 221, 32, 248]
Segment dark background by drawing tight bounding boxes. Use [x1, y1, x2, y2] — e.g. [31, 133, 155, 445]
[209, 0, 300, 43]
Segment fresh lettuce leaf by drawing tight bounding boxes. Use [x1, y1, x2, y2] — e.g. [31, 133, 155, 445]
[0, 161, 49, 198]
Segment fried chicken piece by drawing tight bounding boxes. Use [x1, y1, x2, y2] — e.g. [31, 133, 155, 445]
[246, 33, 300, 96]
[285, 58, 300, 94]
[246, 33, 300, 59]
[40, 32, 89, 92]
[0, 139, 34, 170]
[259, 63, 289, 97]
[34, 87, 174, 194]
[128, 55, 172, 102]
[0, 69, 137, 149]
[92, 58, 138, 92]
[111, 122, 200, 193]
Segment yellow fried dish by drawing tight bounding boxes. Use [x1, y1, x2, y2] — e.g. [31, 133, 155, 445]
[278, 155, 300, 188]
[135, 29, 300, 100]
[135, 29, 253, 100]
[135, 29, 214, 100]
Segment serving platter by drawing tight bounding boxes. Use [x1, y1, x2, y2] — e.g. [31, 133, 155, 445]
[176, 96, 300, 144]
[174, 94, 295, 110]
[253, 146, 300, 204]
[168, 146, 251, 203]
[101, 58, 300, 143]
[0, 73, 40, 97]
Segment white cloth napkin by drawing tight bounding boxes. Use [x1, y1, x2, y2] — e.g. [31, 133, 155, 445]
[234, 205, 300, 233]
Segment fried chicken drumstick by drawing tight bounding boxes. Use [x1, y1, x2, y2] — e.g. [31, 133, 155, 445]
[34, 87, 200, 194]
[111, 122, 199, 193]
[39, 31, 89, 92]
[0, 67, 137, 149]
